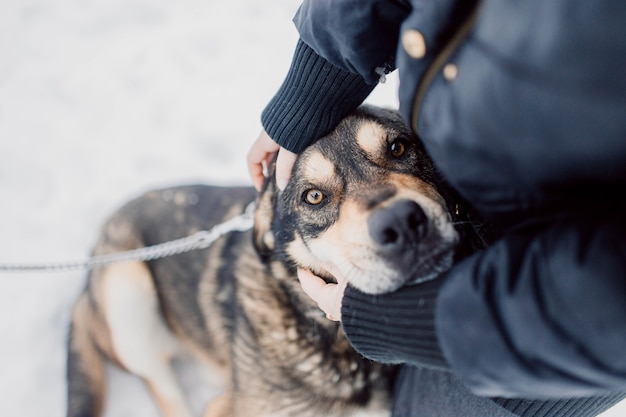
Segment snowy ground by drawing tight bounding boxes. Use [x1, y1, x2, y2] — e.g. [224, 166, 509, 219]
[0, 1, 623, 417]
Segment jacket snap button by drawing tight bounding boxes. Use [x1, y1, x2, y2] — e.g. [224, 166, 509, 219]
[402, 29, 426, 59]
[443, 63, 458, 81]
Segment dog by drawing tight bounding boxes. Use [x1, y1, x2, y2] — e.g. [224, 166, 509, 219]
[66, 105, 489, 417]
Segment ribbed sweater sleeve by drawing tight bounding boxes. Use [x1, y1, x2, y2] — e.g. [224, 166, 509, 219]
[261, 39, 376, 153]
[341, 278, 449, 369]
[491, 395, 626, 417]
[341, 280, 626, 417]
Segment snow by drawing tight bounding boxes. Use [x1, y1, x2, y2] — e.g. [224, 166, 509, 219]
[0, 1, 622, 416]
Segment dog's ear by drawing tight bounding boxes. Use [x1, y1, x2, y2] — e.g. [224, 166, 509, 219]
[252, 158, 278, 258]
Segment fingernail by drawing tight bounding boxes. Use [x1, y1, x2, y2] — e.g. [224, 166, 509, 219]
[276, 178, 288, 191]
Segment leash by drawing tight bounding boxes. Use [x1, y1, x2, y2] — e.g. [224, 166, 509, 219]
[0, 202, 256, 273]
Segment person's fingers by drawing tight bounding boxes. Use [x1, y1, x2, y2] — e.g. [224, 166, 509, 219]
[275, 148, 297, 191]
[249, 159, 266, 192]
[298, 268, 329, 297]
[247, 130, 279, 191]
[297, 268, 347, 321]
[247, 130, 299, 192]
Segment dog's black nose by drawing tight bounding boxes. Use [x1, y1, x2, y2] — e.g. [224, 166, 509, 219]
[368, 200, 427, 248]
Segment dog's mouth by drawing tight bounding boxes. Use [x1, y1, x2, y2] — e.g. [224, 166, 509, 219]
[334, 234, 457, 295]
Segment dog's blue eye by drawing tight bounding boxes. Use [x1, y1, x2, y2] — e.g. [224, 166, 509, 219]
[389, 139, 407, 158]
[303, 189, 325, 206]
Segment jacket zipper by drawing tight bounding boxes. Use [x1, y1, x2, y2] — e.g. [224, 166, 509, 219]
[410, 3, 482, 133]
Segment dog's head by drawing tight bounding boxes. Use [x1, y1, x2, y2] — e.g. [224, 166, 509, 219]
[254, 106, 464, 295]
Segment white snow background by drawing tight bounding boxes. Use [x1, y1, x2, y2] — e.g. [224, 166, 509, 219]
[0, 1, 623, 416]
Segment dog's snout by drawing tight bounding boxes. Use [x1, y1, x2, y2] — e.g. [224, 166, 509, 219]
[368, 200, 427, 248]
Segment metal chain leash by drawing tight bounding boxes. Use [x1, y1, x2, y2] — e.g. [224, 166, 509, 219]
[0, 202, 256, 273]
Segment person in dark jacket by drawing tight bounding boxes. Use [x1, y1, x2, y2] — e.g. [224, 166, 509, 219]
[247, 1, 626, 415]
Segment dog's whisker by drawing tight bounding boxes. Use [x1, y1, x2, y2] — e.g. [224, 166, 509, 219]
[452, 217, 492, 225]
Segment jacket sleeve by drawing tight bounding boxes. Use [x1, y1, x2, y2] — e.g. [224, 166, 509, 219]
[343, 208, 626, 398]
[261, 0, 410, 153]
[294, 0, 410, 83]
[438, 209, 626, 398]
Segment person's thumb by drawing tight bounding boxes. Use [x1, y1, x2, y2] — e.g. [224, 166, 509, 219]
[275, 148, 297, 191]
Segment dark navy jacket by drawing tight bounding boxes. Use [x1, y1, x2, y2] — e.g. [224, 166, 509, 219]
[261, 0, 626, 407]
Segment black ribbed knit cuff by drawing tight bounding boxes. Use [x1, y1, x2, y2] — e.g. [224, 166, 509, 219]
[492, 393, 626, 417]
[341, 278, 449, 370]
[261, 39, 376, 153]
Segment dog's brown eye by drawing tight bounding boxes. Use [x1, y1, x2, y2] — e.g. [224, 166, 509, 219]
[303, 189, 325, 205]
[389, 139, 406, 158]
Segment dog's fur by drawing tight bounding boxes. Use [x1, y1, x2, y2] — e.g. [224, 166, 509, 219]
[66, 106, 489, 417]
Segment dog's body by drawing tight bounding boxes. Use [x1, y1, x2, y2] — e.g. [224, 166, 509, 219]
[67, 106, 486, 417]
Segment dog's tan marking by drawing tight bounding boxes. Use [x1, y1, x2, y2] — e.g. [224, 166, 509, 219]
[285, 234, 336, 280]
[102, 261, 193, 417]
[301, 152, 337, 186]
[387, 173, 446, 206]
[356, 121, 386, 157]
[306, 199, 370, 267]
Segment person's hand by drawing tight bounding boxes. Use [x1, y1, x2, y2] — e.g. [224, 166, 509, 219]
[297, 268, 348, 321]
[247, 130, 297, 192]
